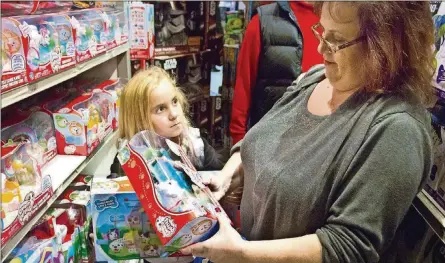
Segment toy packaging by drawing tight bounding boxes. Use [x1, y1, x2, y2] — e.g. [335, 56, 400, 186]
[1, 142, 54, 246]
[68, 9, 107, 63]
[52, 187, 94, 263]
[53, 89, 114, 156]
[1, 105, 58, 168]
[154, 2, 202, 56]
[70, 174, 94, 189]
[117, 131, 228, 254]
[129, 2, 155, 60]
[6, 14, 77, 83]
[96, 78, 127, 130]
[1, 18, 28, 93]
[1, 1, 72, 17]
[101, 9, 129, 50]
[5, 235, 60, 263]
[91, 177, 189, 261]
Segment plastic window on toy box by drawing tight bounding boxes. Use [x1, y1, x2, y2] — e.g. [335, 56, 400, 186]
[67, 9, 107, 63]
[1, 18, 27, 93]
[54, 91, 114, 156]
[1, 142, 53, 246]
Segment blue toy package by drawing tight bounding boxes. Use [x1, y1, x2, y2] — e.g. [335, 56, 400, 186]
[91, 177, 191, 262]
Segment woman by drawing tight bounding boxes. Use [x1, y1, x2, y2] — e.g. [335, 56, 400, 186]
[182, 2, 435, 263]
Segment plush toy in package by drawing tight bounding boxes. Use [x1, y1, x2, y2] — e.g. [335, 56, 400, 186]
[117, 130, 228, 253]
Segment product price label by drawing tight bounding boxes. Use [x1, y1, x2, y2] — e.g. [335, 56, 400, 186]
[164, 59, 177, 70]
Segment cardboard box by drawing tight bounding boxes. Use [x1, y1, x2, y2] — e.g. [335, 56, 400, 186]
[129, 2, 155, 60]
[117, 131, 228, 253]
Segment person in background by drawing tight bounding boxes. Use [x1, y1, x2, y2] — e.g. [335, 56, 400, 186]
[230, 1, 323, 144]
[183, 2, 435, 263]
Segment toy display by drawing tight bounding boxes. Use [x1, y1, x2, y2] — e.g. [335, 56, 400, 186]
[154, 2, 202, 56]
[68, 9, 107, 63]
[129, 2, 155, 60]
[1, 1, 72, 17]
[117, 131, 228, 253]
[1, 18, 28, 93]
[1, 142, 54, 246]
[102, 9, 129, 50]
[5, 14, 76, 83]
[52, 188, 93, 263]
[92, 177, 188, 261]
[53, 89, 114, 156]
[96, 78, 127, 130]
[1, 107, 57, 168]
[6, 235, 60, 263]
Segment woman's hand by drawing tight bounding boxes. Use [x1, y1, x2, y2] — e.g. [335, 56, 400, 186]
[181, 215, 247, 263]
[202, 171, 231, 200]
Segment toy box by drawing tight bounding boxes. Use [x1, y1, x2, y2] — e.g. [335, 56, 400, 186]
[6, 14, 77, 83]
[53, 89, 114, 156]
[102, 9, 129, 50]
[154, 2, 201, 56]
[1, 106, 57, 168]
[96, 79, 127, 130]
[52, 187, 93, 263]
[32, 207, 83, 263]
[70, 174, 94, 189]
[1, 142, 54, 246]
[117, 131, 228, 253]
[1, 18, 28, 93]
[129, 2, 155, 60]
[1, 1, 72, 17]
[91, 177, 190, 261]
[6, 235, 61, 263]
[68, 9, 107, 63]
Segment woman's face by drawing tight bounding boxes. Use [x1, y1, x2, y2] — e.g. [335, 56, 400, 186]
[318, 3, 364, 91]
[149, 79, 185, 139]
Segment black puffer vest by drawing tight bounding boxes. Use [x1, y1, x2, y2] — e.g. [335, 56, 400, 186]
[247, 2, 303, 129]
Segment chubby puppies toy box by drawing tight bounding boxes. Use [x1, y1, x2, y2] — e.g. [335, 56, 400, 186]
[117, 130, 228, 253]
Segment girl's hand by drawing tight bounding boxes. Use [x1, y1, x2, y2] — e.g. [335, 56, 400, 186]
[181, 215, 247, 263]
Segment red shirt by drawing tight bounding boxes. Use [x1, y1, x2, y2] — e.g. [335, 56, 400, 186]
[230, 2, 323, 144]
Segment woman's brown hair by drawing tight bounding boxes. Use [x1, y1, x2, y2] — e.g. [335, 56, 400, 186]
[314, 2, 436, 107]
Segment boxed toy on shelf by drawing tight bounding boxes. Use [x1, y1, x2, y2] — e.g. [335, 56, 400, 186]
[224, 10, 244, 45]
[1, 18, 28, 93]
[53, 87, 114, 156]
[1, 141, 54, 246]
[101, 9, 129, 50]
[1, 1, 72, 17]
[154, 2, 202, 56]
[129, 2, 155, 60]
[1, 105, 58, 169]
[96, 78, 127, 130]
[117, 131, 228, 254]
[5, 14, 77, 83]
[5, 235, 61, 263]
[68, 9, 107, 63]
[91, 177, 186, 261]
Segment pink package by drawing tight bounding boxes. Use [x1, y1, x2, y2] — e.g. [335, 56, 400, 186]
[1, 18, 27, 93]
[68, 9, 108, 63]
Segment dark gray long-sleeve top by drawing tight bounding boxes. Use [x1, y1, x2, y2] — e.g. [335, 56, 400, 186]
[233, 65, 433, 263]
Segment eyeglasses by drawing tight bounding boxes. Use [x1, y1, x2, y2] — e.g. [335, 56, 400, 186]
[311, 23, 365, 54]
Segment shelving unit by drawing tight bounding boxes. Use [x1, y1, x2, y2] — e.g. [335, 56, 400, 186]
[1, 131, 119, 261]
[1, 33, 130, 260]
[2, 44, 130, 109]
[153, 49, 211, 60]
[413, 190, 445, 243]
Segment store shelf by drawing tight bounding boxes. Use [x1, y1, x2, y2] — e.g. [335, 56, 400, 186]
[1, 44, 129, 109]
[153, 49, 211, 60]
[1, 130, 119, 261]
[412, 190, 445, 243]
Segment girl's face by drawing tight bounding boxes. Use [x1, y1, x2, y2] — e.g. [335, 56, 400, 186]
[149, 79, 184, 139]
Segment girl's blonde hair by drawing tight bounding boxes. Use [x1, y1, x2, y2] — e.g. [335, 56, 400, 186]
[119, 66, 190, 140]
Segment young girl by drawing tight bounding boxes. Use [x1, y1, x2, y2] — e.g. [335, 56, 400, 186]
[118, 66, 224, 171]
[111, 66, 223, 263]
